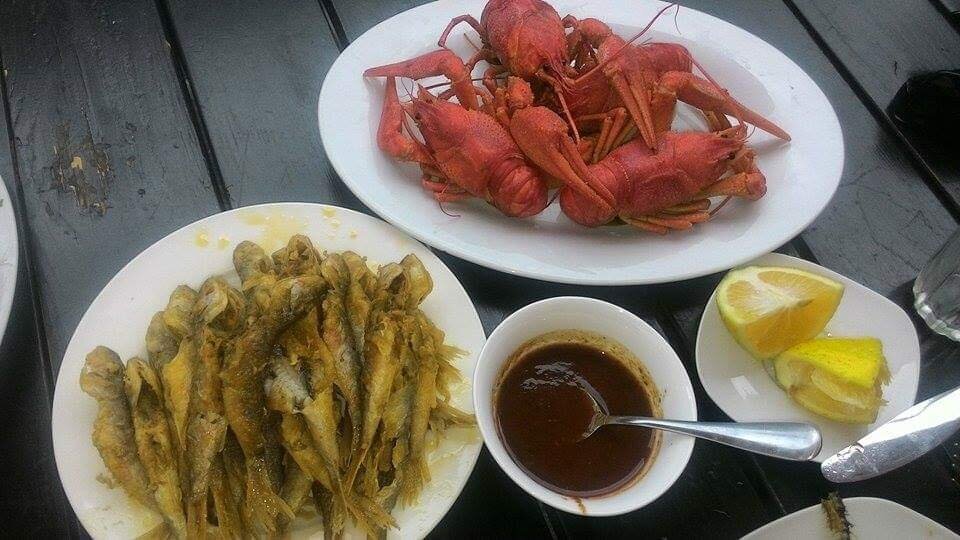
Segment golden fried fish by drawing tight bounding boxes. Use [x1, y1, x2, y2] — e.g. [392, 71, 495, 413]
[275, 235, 323, 278]
[145, 312, 178, 370]
[350, 312, 400, 486]
[221, 275, 326, 531]
[163, 285, 199, 341]
[124, 358, 186, 538]
[233, 241, 278, 320]
[80, 347, 155, 510]
[320, 291, 362, 454]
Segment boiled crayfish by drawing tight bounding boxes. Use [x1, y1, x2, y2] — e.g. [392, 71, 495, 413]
[362, 0, 789, 232]
[512, 106, 766, 233]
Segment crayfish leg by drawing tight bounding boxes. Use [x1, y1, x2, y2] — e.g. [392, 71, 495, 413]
[364, 49, 478, 110]
[374, 78, 434, 166]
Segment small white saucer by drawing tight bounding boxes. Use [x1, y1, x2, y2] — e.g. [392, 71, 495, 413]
[695, 252, 920, 462]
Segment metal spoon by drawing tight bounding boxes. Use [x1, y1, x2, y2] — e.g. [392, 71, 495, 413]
[580, 387, 822, 461]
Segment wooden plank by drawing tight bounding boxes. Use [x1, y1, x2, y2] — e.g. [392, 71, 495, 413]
[429, 450, 561, 538]
[0, 0, 222, 370]
[0, 248, 80, 537]
[329, 0, 425, 42]
[788, 0, 960, 209]
[790, 0, 960, 106]
[0, 67, 80, 536]
[164, 0, 361, 208]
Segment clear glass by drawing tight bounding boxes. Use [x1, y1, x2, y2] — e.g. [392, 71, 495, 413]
[914, 227, 960, 341]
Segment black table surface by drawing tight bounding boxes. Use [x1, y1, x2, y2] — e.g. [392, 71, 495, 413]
[1, 0, 958, 537]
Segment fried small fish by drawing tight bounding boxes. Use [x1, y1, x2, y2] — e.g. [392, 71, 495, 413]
[209, 459, 244, 540]
[342, 251, 375, 351]
[267, 356, 346, 534]
[350, 312, 400, 486]
[320, 290, 362, 454]
[196, 277, 246, 338]
[278, 308, 323, 365]
[124, 358, 186, 538]
[161, 338, 196, 453]
[399, 254, 432, 310]
[221, 275, 326, 532]
[233, 241, 278, 320]
[163, 285, 199, 341]
[370, 263, 405, 315]
[275, 235, 322, 278]
[186, 278, 244, 537]
[145, 312, 178, 370]
[80, 347, 155, 510]
[402, 320, 440, 504]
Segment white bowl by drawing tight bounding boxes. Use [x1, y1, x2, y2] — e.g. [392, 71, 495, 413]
[473, 297, 697, 516]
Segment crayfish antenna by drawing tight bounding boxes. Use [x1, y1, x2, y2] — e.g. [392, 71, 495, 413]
[574, 3, 679, 82]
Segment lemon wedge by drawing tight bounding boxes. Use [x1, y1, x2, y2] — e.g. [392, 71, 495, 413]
[774, 338, 890, 424]
[716, 266, 844, 359]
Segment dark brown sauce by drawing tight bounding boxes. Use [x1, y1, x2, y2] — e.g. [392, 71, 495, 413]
[495, 331, 660, 497]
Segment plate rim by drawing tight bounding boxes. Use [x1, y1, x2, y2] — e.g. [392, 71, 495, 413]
[0, 175, 19, 346]
[317, 0, 845, 285]
[694, 252, 921, 462]
[742, 496, 960, 539]
[51, 202, 485, 538]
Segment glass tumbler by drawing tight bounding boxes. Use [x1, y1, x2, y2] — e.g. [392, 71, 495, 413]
[914, 227, 960, 341]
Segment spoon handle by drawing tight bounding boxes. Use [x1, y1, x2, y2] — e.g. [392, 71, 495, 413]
[607, 417, 822, 461]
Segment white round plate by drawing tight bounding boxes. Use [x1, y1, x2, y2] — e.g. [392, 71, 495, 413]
[319, 0, 843, 285]
[0, 175, 18, 344]
[52, 203, 485, 539]
[743, 497, 959, 539]
[696, 252, 920, 462]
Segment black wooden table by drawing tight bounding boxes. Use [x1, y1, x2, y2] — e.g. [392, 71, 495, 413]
[1, 0, 958, 537]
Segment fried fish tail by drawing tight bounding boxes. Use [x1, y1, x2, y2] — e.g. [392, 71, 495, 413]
[430, 401, 476, 431]
[245, 457, 294, 531]
[124, 358, 186, 538]
[210, 458, 244, 540]
[184, 412, 226, 539]
[278, 457, 314, 532]
[349, 492, 398, 534]
[221, 433, 252, 534]
[80, 347, 156, 510]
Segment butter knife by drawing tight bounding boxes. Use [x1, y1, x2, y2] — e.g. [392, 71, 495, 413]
[821, 386, 960, 483]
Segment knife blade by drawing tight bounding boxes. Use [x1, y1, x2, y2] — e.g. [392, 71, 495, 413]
[821, 385, 960, 483]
